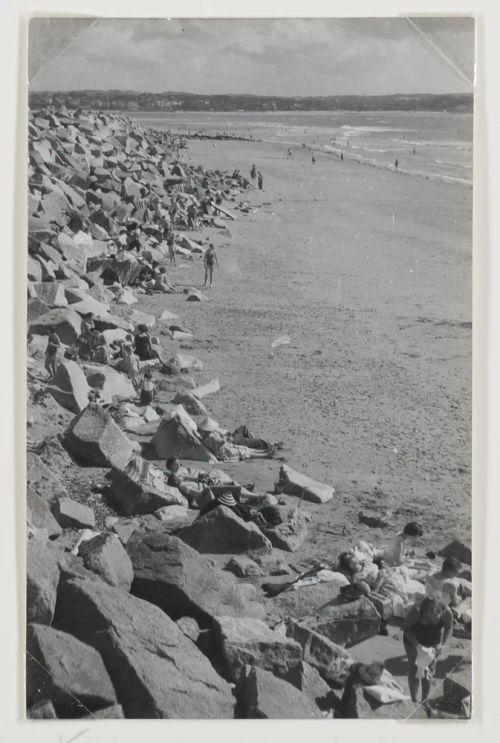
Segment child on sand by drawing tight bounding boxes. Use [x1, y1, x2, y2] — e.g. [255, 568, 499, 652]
[203, 244, 219, 288]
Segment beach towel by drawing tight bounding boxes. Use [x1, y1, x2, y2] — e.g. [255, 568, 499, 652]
[415, 644, 436, 679]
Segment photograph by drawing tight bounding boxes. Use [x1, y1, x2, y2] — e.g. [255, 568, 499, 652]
[25, 16, 473, 720]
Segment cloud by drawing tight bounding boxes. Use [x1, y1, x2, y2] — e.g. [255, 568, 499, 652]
[30, 17, 475, 95]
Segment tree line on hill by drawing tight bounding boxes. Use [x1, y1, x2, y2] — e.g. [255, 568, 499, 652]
[29, 90, 473, 114]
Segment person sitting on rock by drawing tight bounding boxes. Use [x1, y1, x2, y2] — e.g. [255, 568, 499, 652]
[91, 333, 110, 364]
[134, 324, 157, 361]
[337, 551, 379, 598]
[373, 521, 424, 567]
[425, 556, 466, 609]
[150, 266, 175, 293]
[196, 488, 252, 522]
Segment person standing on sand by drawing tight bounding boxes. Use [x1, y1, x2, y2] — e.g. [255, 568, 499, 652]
[167, 231, 176, 266]
[403, 596, 453, 703]
[340, 152, 344, 162]
[203, 243, 219, 288]
[311, 153, 316, 164]
[286, 148, 293, 159]
[395, 159, 399, 169]
[257, 171, 263, 190]
[250, 164, 256, 179]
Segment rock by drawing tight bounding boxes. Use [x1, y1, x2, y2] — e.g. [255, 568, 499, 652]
[252, 552, 290, 576]
[78, 533, 134, 590]
[51, 360, 90, 414]
[27, 700, 57, 719]
[26, 623, 117, 717]
[55, 577, 235, 718]
[160, 309, 178, 321]
[180, 506, 272, 554]
[235, 665, 322, 719]
[302, 597, 380, 649]
[64, 406, 134, 469]
[82, 363, 135, 403]
[53, 498, 96, 529]
[27, 452, 68, 505]
[27, 492, 62, 539]
[154, 504, 190, 522]
[27, 297, 51, 322]
[28, 255, 43, 282]
[260, 506, 308, 552]
[214, 615, 303, 683]
[102, 327, 129, 345]
[176, 616, 201, 643]
[81, 703, 125, 719]
[130, 310, 156, 328]
[225, 555, 263, 578]
[29, 307, 82, 344]
[150, 411, 215, 462]
[286, 619, 353, 685]
[27, 537, 60, 624]
[111, 519, 138, 544]
[358, 511, 390, 528]
[294, 661, 332, 706]
[32, 281, 68, 307]
[186, 288, 206, 302]
[110, 457, 188, 516]
[126, 532, 264, 625]
[193, 378, 221, 399]
[171, 390, 208, 415]
[56, 232, 86, 270]
[168, 352, 203, 373]
[439, 540, 471, 566]
[278, 464, 334, 504]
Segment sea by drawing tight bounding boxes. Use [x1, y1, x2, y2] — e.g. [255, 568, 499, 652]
[128, 110, 473, 187]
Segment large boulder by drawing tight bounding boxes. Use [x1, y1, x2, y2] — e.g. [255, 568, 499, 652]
[82, 363, 135, 403]
[171, 391, 208, 416]
[27, 452, 68, 505]
[225, 555, 263, 578]
[235, 665, 322, 719]
[439, 540, 471, 566]
[55, 577, 235, 718]
[126, 532, 264, 626]
[64, 406, 135, 469]
[27, 700, 58, 719]
[27, 537, 60, 624]
[26, 623, 117, 717]
[260, 506, 308, 552]
[180, 506, 272, 555]
[286, 619, 353, 686]
[302, 597, 380, 649]
[110, 457, 188, 516]
[150, 412, 216, 462]
[29, 308, 82, 345]
[214, 616, 303, 683]
[78, 533, 134, 590]
[278, 464, 334, 504]
[53, 498, 96, 529]
[32, 281, 68, 308]
[27, 492, 62, 539]
[50, 360, 90, 414]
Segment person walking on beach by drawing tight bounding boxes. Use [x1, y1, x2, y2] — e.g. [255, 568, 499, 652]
[311, 153, 316, 164]
[394, 158, 399, 169]
[203, 243, 219, 288]
[286, 148, 293, 159]
[257, 171, 263, 190]
[250, 164, 256, 179]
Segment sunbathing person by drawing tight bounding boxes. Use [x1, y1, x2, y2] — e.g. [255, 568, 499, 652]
[198, 417, 276, 461]
[165, 457, 261, 506]
[196, 488, 252, 522]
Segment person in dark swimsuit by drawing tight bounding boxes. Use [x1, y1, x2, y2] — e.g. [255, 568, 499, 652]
[203, 244, 218, 288]
[403, 596, 453, 702]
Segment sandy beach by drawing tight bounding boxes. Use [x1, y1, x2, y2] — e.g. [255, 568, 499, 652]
[135, 135, 471, 560]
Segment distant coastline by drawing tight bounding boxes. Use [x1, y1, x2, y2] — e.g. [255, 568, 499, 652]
[28, 89, 473, 114]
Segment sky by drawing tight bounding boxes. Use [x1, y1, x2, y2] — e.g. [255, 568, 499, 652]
[29, 17, 475, 96]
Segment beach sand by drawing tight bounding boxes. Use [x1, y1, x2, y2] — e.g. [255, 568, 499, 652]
[140, 137, 472, 560]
